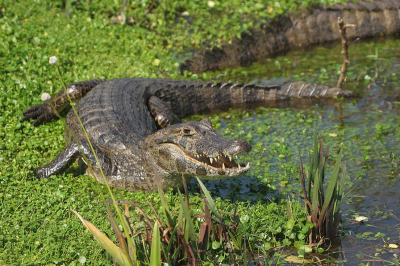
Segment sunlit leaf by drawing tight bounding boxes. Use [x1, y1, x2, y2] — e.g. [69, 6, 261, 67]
[284, 255, 312, 264]
[196, 177, 221, 220]
[72, 210, 133, 266]
[150, 222, 161, 266]
[178, 190, 196, 242]
[319, 144, 344, 226]
[212, 241, 220, 249]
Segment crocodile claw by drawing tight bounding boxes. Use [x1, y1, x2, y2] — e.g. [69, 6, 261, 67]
[24, 165, 45, 180]
[33, 166, 49, 180]
[20, 103, 58, 126]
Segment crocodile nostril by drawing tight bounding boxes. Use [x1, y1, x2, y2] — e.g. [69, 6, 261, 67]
[224, 139, 252, 154]
[200, 118, 213, 128]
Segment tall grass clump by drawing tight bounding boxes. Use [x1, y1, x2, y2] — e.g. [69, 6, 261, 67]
[72, 176, 249, 265]
[298, 129, 345, 247]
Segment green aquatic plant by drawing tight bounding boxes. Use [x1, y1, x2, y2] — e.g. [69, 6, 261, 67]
[298, 128, 345, 246]
[72, 176, 252, 265]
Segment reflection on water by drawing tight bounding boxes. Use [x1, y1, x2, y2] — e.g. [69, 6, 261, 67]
[193, 37, 400, 264]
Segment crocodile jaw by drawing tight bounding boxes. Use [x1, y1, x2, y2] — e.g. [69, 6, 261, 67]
[157, 143, 250, 178]
[144, 118, 251, 180]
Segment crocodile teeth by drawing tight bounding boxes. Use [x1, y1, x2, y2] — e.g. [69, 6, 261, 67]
[235, 155, 238, 160]
[210, 158, 213, 164]
[238, 164, 241, 169]
[246, 162, 250, 168]
[222, 163, 225, 169]
[228, 156, 232, 161]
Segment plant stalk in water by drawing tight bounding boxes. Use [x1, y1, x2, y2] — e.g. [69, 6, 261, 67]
[298, 128, 345, 246]
[336, 17, 353, 89]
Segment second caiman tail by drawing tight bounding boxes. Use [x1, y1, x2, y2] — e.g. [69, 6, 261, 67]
[179, 0, 400, 74]
[149, 79, 355, 119]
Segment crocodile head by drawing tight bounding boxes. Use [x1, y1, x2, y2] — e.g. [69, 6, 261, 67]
[144, 118, 251, 179]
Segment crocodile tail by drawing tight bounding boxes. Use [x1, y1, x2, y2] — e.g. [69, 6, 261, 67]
[226, 81, 355, 105]
[179, 0, 400, 74]
[276, 81, 354, 99]
[161, 79, 355, 117]
[225, 80, 357, 109]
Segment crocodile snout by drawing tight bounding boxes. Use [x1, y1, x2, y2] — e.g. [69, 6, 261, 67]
[223, 138, 251, 155]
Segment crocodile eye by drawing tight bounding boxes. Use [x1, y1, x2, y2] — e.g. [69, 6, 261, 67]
[182, 128, 194, 136]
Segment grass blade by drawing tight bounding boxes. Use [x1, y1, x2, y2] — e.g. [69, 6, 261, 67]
[150, 221, 161, 266]
[72, 210, 133, 266]
[298, 148, 308, 201]
[196, 177, 221, 220]
[311, 168, 320, 225]
[178, 190, 196, 242]
[105, 204, 130, 258]
[318, 144, 344, 226]
[157, 184, 175, 228]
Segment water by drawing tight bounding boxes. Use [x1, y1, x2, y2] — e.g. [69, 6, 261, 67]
[192, 37, 400, 264]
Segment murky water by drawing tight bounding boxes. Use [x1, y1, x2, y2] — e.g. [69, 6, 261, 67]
[191, 38, 400, 264]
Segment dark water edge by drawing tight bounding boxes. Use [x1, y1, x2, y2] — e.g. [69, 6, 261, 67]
[186, 37, 400, 264]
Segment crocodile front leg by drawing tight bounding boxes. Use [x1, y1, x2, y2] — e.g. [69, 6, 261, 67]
[35, 139, 112, 179]
[148, 96, 181, 128]
[21, 79, 105, 126]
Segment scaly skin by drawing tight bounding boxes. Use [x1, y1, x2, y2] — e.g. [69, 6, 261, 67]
[21, 78, 355, 191]
[179, 0, 400, 74]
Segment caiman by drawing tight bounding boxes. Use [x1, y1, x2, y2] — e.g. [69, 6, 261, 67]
[180, 0, 400, 74]
[21, 78, 354, 191]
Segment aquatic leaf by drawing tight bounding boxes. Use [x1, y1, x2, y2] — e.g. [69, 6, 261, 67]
[157, 184, 175, 228]
[78, 255, 86, 264]
[178, 190, 196, 242]
[105, 203, 131, 260]
[311, 168, 320, 225]
[286, 218, 295, 230]
[165, 225, 179, 263]
[299, 245, 313, 253]
[212, 241, 220, 249]
[283, 238, 291, 246]
[284, 255, 312, 264]
[198, 222, 209, 246]
[308, 128, 319, 200]
[150, 222, 161, 266]
[72, 210, 133, 266]
[262, 242, 271, 250]
[354, 216, 369, 222]
[240, 214, 249, 223]
[198, 199, 212, 257]
[318, 144, 344, 226]
[196, 177, 221, 220]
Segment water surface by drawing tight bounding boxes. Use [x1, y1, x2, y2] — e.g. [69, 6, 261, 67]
[191, 37, 400, 264]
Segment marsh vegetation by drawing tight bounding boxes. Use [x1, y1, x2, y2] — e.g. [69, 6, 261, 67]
[1, 0, 399, 265]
